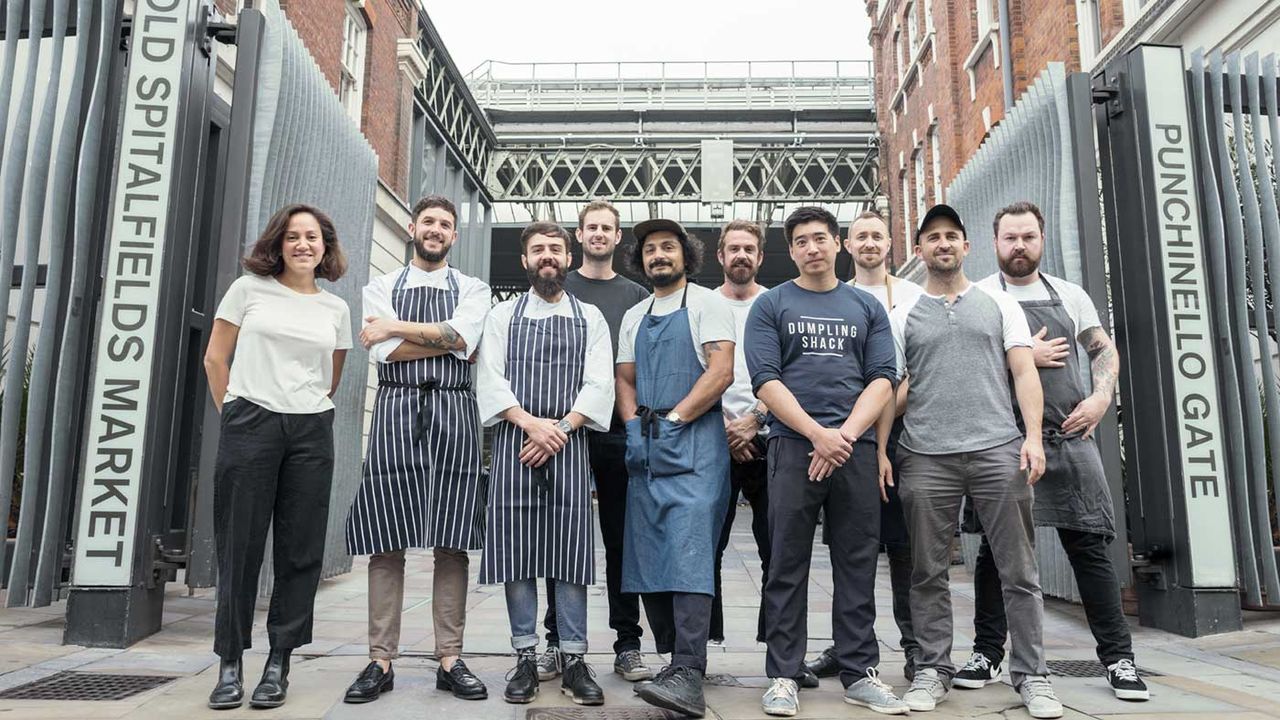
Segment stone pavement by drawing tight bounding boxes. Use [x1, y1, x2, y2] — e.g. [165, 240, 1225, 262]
[2, 512, 1280, 719]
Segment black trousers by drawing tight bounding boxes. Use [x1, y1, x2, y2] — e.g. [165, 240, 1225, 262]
[711, 438, 770, 643]
[973, 527, 1133, 665]
[545, 429, 643, 653]
[212, 399, 334, 659]
[764, 436, 880, 686]
[643, 591, 713, 672]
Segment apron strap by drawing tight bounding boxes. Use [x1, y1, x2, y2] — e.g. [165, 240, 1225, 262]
[999, 272, 1064, 303]
[645, 284, 690, 315]
[392, 264, 411, 294]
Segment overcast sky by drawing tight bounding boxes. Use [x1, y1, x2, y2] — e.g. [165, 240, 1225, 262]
[426, 1, 875, 77]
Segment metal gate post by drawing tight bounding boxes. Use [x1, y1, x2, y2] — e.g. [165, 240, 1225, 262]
[1093, 43, 1242, 637]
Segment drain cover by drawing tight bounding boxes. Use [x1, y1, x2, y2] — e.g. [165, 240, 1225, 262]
[1046, 660, 1161, 678]
[0, 671, 178, 701]
[527, 709, 682, 720]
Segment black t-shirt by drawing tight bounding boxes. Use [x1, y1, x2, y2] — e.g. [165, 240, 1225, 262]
[564, 271, 650, 362]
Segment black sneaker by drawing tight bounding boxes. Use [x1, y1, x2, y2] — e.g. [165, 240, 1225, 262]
[805, 646, 840, 678]
[614, 649, 654, 681]
[636, 665, 706, 718]
[343, 661, 394, 703]
[537, 645, 562, 681]
[953, 652, 1002, 689]
[561, 654, 605, 705]
[1107, 659, 1150, 701]
[435, 658, 488, 700]
[503, 648, 539, 704]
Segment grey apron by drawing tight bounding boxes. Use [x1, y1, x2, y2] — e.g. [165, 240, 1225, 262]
[479, 293, 595, 585]
[1004, 275, 1115, 537]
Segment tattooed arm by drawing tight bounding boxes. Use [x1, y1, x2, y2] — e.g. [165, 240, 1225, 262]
[668, 340, 735, 423]
[360, 317, 466, 356]
[1061, 326, 1120, 437]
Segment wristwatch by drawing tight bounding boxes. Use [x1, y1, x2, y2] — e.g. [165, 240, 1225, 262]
[556, 418, 574, 434]
[665, 410, 683, 425]
[751, 408, 768, 427]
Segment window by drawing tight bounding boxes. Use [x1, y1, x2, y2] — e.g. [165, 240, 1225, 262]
[924, 0, 933, 34]
[340, 2, 367, 124]
[901, 172, 912, 240]
[906, 3, 918, 56]
[929, 126, 943, 204]
[975, 0, 995, 32]
[1078, 0, 1103, 67]
[914, 149, 926, 229]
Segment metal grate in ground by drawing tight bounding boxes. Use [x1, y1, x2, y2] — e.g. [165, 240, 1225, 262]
[1046, 659, 1162, 678]
[526, 708, 683, 720]
[0, 671, 178, 701]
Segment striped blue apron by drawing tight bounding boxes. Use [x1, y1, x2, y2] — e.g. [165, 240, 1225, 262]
[345, 267, 485, 554]
[480, 292, 595, 585]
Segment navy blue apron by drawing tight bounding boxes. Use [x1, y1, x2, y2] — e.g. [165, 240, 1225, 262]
[1000, 274, 1115, 537]
[480, 293, 595, 585]
[345, 266, 486, 554]
[621, 287, 731, 595]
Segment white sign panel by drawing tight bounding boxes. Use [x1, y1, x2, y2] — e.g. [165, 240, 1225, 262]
[1141, 45, 1235, 588]
[700, 139, 734, 204]
[72, 0, 191, 586]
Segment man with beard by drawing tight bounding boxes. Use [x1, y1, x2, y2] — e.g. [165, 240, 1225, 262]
[343, 195, 491, 704]
[709, 220, 772, 649]
[808, 210, 923, 681]
[747, 206, 905, 717]
[537, 200, 653, 684]
[617, 219, 735, 717]
[476, 221, 614, 705]
[960, 201, 1147, 701]
[891, 204, 1060, 718]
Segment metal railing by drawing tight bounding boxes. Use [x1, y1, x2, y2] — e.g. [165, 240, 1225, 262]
[466, 59, 875, 111]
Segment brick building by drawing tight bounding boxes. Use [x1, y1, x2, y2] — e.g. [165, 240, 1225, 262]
[868, 0, 1279, 266]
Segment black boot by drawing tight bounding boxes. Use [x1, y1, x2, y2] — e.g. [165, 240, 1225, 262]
[343, 661, 394, 703]
[503, 648, 539, 704]
[636, 665, 706, 718]
[436, 658, 488, 700]
[249, 648, 290, 709]
[207, 656, 243, 710]
[797, 666, 820, 688]
[561, 654, 604, 705]
[806, 646, 840, 678]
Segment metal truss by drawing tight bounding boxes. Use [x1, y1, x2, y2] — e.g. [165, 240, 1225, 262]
[415, 20, 495, 181]
[486, 144, 879, 202]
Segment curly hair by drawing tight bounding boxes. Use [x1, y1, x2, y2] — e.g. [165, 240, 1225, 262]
[628, 230, 704, 277]
[411, 194, 457, 225]
[243, 204, 347, 281]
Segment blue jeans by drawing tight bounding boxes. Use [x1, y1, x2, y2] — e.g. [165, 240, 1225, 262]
[506, 579, 587, 654]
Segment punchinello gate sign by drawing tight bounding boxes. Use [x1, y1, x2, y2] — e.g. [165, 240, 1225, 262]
[71, 0, 192, 590]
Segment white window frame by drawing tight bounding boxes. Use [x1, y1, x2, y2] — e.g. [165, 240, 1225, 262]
[975, 0, 995, 34]
[929, 125, 943, 204]
[906, 2, 918, 56]
[914, 148, 926, 228]
[901, 172, 912, 240]
[340, 2, 367, 125]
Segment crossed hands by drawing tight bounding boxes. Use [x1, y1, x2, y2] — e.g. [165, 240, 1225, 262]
[806, 426, 858, 482]
[519, 417, 566, 468]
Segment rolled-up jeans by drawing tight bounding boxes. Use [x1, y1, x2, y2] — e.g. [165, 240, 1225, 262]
[506, 579, 587, 655]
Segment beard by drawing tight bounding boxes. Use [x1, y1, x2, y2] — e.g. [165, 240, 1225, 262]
[853, 252, 886, 271]
[527, 261, 567, 297]
[725, 261, 756, 285]
[999, 253, 1039, 278]
[414, 234, 450, 263]
[580, 242, 614, 263]
[924, 254, 962, 275]
[647, 261, 683, 288]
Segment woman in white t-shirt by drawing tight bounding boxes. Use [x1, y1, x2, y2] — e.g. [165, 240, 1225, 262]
[203, 204, 354, 710]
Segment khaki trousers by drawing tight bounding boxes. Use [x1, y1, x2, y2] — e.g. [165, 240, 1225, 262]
[367, 547, 470, 660]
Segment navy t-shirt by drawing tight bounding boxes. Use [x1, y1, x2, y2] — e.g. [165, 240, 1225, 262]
[744, 280, 897, 440]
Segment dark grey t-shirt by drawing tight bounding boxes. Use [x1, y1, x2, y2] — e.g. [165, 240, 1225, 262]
[565, 270, 649, 361]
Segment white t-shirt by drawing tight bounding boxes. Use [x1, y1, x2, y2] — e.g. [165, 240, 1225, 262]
[847, 276, 926, 315]
[617, 282, 736, 368]
[362, 264, 491, 363]
[215, 274, 353, 414]
[714, 285, 766, 420]
[975, 272, 1102, 339]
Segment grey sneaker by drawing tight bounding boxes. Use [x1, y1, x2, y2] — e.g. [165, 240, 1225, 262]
[844, 668, 908, 715]
[536, 645, 561, 681]
[761, 677, 799, 717]
[613, 649, 653, 681]
[902, 668, 948, 711]
[1018, 676, 1064, 719]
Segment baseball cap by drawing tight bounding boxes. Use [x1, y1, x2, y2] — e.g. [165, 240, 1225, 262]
[916, 204, 966, 242]
[633, 218, 689, 244]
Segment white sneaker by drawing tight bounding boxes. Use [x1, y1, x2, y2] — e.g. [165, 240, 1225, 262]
[902, 667, 948, 711]
[761, 677, 799, 717]
[1019, 676, 1064, 719]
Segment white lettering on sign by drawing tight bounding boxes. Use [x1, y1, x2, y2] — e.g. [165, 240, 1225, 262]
[1142, 45, 1235, 588]
[71, 0, 191, 586]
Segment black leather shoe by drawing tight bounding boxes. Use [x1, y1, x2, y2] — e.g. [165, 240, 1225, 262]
[806, 646, 840, 678]
[436, 658, 488, 700]
[561, 654, 604, 705]
[249, 648, 290, 708]
[343, 661, 394, 704]
[207, 656, 243, 710]
[503, 648, 539, 704]
[797, 666, 820, 689]
[635, 665, 705, 718]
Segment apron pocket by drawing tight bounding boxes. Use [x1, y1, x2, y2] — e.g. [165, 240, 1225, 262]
[649, 418, 697, 477]
[624, 417, 646, 479]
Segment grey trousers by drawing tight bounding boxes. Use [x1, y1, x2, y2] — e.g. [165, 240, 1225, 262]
[897, 438, 1048, 686]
